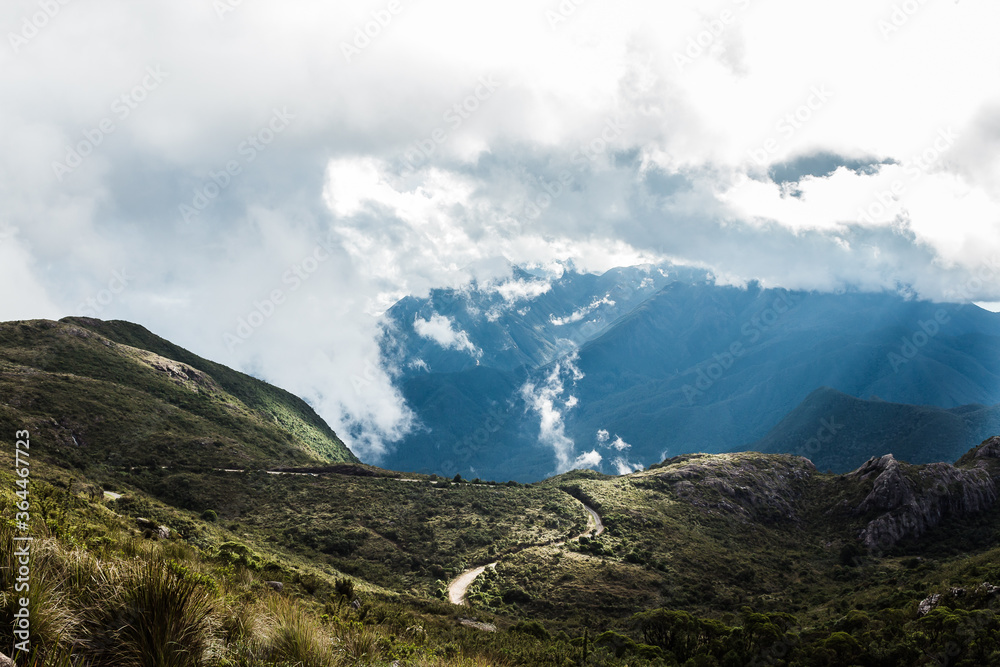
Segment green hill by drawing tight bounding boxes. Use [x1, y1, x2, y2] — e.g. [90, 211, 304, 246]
[4, 318, 1000, 666]
[734, 386, 1000, 472]
[0, 318, 357, 470]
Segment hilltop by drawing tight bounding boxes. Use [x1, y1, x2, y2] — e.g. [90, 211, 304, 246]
[0, 317, 357, 470]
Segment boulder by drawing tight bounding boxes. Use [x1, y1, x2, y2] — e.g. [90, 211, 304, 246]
[917, 593, 942, 616]
[851, 454, 997, 550]
[265, 581, 284, 592]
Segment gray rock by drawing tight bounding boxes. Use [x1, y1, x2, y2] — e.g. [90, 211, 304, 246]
[265, 580, 284, 592]
[655, 453, 814, 523]
[0, 652, 15, 667]
[157, 525, 171, 540]
[975, 436, 1000, 460]
[976, 582, 1000, 597]
[918, 593, 942, 616]
[851, 454, 997, 550]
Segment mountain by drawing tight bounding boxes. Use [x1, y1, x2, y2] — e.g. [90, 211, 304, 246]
[5, 316, 1000, 665]
[379, 268, 1000, 481]
[0, 317, 358, 469]
[733, 387, 1000, 473]
[381, 264, 701, 375]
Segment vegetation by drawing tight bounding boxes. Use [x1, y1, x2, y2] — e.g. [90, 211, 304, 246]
[3, 318, 1000, 665]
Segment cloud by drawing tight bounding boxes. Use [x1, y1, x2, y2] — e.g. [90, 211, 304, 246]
[520, 353, 596, 474]
[611, 457, 643, 475]
[598, 432, 640, 473]
[492, 278, 553, 303]
[0, 228, 62, 321]
[574, 450, 604, 470]
[596, 430, 631, 452]
[4, 0, 1000, 466]
[551, 295, 616, 326]
[413, 313, 480, 357]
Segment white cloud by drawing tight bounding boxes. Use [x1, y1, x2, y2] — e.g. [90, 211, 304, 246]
[4, 0, 1000, 467]
[521, 354, 598, 473]
[611, 457, 643, 475]
[551, 295, 616, 326]
[0, 229, 62, 321]
[413, 313, 480, 356]
[574, 450, 604, 470]
[597, 430, 631, 452]
[493, 278, 552, 303]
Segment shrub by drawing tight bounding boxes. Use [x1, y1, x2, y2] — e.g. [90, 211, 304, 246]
[267, 596, 335, 667]
[334, 577, 356, 601]
[87, 559, 217, 667]
[201, 509, 218, 522]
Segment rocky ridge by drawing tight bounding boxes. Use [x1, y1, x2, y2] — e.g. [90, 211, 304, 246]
[850, 437, 1000, 549]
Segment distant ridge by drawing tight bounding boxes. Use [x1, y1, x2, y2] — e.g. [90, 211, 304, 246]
[734, 386, 1000, 473]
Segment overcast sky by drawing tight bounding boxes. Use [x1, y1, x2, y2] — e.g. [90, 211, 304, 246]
[3, 0, 999, 461]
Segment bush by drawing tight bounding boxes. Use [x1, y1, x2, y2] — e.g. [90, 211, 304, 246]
[334, 577, 356, 600]
[216, 541, 262, 570]
[201, 509, 218, 522]
[510, 619, 550, 640]
[88, 559, 216, 667]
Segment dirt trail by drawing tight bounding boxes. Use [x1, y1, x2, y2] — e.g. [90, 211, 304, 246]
[446, 498, 603, 606]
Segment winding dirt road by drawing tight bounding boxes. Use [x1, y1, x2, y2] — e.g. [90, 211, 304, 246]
[447, 497, 603, 606]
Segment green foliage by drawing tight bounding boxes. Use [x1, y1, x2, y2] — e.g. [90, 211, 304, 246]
[216, 541, 262, 570]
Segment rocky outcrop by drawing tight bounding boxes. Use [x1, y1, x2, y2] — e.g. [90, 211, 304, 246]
[136, 517, 171, 540]
[851, 449, 998, 550]
[654, 453, 815, 523]
[917, 583, 1000, 615]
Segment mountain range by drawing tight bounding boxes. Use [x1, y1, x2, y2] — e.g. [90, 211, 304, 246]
[379, 265, 1000, 481]
[4, 316, 1000, 665]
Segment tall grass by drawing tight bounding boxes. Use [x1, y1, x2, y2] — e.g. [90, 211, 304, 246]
[90, 559, 218, 667]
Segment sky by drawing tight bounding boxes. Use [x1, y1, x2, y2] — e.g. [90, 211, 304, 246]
[2, 0, 1000, 462]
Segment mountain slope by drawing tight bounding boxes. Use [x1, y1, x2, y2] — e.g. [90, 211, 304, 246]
[733, 387, 1000, 472]
[379, 272, 1000, 481]
[4, 316, 1000, 665]
[0, 318, 357, 468]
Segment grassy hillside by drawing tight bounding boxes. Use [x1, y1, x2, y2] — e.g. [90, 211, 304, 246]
[4, 318, 1000, 665]
[0, 318, 357, 470]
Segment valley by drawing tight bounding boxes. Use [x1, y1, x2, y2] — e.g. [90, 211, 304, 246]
[3, 316, 1000, 665]
[379, 266, 1000, 482]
